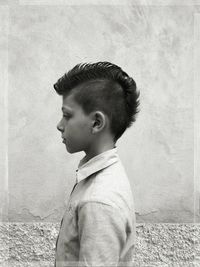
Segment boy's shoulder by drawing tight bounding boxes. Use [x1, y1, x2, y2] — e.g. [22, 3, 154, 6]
[79, 160, 134, 212]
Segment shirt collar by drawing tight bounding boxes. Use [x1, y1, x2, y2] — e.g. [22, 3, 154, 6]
[76, 146, 119, 183]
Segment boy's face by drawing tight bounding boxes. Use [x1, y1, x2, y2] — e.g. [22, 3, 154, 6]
[57, 93, 93, 153]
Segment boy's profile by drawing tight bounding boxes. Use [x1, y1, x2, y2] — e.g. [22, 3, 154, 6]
[54, 62, 140, 267]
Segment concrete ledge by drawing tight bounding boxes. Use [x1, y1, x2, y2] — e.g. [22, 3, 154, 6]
[0, 223, 200, 266]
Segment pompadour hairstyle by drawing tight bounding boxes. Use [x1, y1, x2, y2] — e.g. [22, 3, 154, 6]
[54, 61, 140, 142]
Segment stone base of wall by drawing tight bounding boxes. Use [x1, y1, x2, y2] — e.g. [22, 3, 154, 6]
[0, 223, 200, 266]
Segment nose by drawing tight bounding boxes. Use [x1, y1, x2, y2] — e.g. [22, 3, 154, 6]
[57, 119, 64, 132]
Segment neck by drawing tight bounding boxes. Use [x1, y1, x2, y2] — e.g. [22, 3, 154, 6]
[83, 136, 115, 164]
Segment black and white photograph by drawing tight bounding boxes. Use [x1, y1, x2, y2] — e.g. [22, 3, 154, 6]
[0, 0, 200, 266]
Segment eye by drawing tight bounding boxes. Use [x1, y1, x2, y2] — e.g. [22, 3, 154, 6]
[63, 114, 70, 119]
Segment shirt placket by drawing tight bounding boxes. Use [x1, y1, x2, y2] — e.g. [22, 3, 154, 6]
[55, 173, 78, 261]
[70, 181, 78, 196]
[69, 169, 79, 196]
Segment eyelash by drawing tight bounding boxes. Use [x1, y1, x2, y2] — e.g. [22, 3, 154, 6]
[63, 114, 70, 119]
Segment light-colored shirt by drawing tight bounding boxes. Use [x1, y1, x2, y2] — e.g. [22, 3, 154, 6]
[55, 146, 136, 267]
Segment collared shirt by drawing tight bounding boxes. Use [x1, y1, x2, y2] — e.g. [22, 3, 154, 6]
[55, 146, 136, 267]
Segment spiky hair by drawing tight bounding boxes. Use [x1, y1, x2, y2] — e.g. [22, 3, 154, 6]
[54, 61, 140, 141]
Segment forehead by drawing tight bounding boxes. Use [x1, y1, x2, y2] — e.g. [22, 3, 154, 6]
[62, 94, 81, 113]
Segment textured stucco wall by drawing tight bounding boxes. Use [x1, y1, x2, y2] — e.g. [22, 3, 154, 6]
[0, 6, 9, 222]
[0, 223, 200, 266]
[0, 1, 199, 223]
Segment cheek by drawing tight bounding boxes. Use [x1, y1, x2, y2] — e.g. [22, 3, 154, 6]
[68, 119, 90, 136]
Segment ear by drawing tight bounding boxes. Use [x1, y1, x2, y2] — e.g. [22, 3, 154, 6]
[91, 111, 106, 134]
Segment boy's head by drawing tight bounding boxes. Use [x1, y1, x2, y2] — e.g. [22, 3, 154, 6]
[54, 62, 140, 153]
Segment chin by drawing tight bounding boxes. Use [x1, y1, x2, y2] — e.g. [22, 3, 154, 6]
[65, 145, 81, 154]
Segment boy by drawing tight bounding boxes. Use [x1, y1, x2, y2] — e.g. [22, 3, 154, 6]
[54, 62, 140, 267]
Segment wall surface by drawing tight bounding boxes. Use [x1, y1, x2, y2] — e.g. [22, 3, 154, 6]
[0, 0, 199, 224]
[0, 223, 200, 266]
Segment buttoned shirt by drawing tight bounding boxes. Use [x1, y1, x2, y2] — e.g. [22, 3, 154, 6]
[55, 147, 136, 267]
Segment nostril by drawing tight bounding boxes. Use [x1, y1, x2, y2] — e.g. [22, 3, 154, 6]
[57, 124, 65, 133]
[57, 124, 61, 131]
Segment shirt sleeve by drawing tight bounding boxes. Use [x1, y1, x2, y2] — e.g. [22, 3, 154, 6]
[77, 201, 127, 267]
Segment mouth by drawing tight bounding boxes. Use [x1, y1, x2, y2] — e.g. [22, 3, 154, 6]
[62, 138, 66, 143]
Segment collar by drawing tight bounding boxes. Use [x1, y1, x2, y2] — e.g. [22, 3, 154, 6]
[75, 146, 119, 184]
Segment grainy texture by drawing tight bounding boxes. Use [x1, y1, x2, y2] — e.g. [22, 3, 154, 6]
[0, 223, 199, 266]
[1, 2, 199, 265]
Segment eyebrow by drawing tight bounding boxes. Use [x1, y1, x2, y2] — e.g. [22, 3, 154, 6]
[61, 107, 73, 113]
